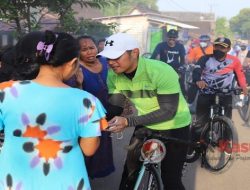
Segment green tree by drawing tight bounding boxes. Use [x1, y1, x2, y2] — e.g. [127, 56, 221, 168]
[215, 17, 234, 39]
[230, 8, 250, 40]
[74, 19, 117, 40]
[47, 0, 116, 29]
[0, 0, 48, 38]
[57, 11, 116, 38]
[0, 0, 116, 38]
[102, 0, 158, 16]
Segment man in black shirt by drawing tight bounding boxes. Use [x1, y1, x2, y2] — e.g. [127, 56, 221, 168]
[151, 29, 186, 71]
[151, 29, 186, 95]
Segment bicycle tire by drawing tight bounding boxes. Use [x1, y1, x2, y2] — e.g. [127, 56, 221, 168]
[185, 148, 200, 163]
[237, 94, 250, 122]
[200, 116, 237, 172]
[135, 164, 163, 190]
[185, 122, 200, 163]
[184, 70, 192, 93]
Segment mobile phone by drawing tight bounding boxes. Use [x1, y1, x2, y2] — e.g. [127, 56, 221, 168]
[106, 125, 116, 131]
[106, 119, 117, 130]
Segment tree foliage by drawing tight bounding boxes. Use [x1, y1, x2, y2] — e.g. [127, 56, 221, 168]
[75, 19, 116, 40]
[57, 12, 116, 39]
[101, 0, 158, 16]
[0, 0, 48, 38]
[215, 17, 234, 39]
[229, 8, 250, 40]
[0, 0, 116, 38]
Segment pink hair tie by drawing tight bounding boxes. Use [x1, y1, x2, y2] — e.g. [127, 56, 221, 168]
[36, 41, 54, 61]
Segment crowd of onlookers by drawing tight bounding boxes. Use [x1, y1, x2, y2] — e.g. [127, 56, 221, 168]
[184, 35, 250, 67]
[0, 29, 249, 190]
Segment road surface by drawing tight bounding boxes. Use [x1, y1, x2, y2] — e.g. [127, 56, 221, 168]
[91, 109, 250, 190]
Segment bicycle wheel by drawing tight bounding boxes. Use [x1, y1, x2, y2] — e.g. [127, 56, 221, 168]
[135, 164, 163, 190]
[185, 124, 200, 163]
[237, 94, 250, 122]
[185, 148, 200, 163]
[200, 116, 237, 172]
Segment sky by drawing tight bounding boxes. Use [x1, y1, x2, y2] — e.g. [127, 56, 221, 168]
[157, 0, 250, 19]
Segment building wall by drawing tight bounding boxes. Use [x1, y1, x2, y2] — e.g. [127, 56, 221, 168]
[100, 16, 150, 54]
[162, 11, 215, 39]
[0, 31, 17, 49]
[186, 21, 215, 39]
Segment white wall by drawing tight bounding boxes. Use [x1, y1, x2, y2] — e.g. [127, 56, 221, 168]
[100, 16, 151, 54]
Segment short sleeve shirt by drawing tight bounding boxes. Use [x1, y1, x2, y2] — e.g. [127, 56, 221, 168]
[0, 81, 105, 190]
[151, 42, 186, 71]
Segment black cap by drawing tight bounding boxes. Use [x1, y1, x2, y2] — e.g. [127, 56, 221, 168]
[199, 34, 210, 41]
[214, 37, 231, 48]
[167, 29, 178, 38]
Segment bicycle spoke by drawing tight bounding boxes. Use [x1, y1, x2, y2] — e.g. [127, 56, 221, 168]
[201, 117, 235, 172]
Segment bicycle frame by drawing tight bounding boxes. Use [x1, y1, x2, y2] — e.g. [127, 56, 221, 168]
[130, 130, 196, 189]
[208, 93, 225, 142]
[195, 89, 238, 140]
[134, 163, 162, 190]
[186, 89, 238, 170]
[134, 164, 147, 189]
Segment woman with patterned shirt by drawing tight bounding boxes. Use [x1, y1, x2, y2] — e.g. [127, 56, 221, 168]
[0, 30, 107, 190]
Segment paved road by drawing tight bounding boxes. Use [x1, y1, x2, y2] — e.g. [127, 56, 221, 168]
[91, 109, 250, 190]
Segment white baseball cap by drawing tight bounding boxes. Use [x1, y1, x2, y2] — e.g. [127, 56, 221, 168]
[97, 33, 139, 59]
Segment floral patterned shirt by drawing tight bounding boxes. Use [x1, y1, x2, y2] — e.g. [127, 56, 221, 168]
[0, 80, 106, 190]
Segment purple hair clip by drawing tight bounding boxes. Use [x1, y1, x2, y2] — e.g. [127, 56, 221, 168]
[36, 41, 53, 61]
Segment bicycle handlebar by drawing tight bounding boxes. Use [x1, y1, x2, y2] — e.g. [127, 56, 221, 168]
[209, 88, 242, 95]
[125, 128, 199, 151]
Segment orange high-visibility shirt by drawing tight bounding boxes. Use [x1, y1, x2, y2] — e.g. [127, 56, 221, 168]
[187, 45, 213, 63]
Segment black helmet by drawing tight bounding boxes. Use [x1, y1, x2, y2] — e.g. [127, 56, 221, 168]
[199, 35, 210, 42]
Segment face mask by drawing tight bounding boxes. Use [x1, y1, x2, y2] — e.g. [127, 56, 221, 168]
[200, 42, 208, 48]
[241, 46, 247, 51]
[213, 49, 226, 60]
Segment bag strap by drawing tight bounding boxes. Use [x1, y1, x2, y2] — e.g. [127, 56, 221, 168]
[200, 46, 207, 56]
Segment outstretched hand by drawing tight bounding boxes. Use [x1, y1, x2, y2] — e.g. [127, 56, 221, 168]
[106, 116, 128, 133]
[196, 80, 207, 89]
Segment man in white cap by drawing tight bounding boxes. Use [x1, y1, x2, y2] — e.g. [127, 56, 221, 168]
[98, 33, 191, 190]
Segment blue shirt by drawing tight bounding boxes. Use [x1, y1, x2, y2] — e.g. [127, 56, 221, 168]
[81, 57, 108, 108]
[0, 81, 106, 190]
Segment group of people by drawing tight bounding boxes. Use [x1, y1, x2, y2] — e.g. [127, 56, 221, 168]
[151, 29, 249, 158]
[0, 28, 248, 190]
[0, 31, 106, 190]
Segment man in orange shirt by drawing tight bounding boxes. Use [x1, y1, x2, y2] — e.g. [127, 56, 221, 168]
[187, 35, 213, 64]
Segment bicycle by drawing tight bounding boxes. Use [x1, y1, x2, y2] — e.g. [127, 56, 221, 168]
[186, 88, 239, 172]
[234, 67, 250, 122]
[234, 91, 250, 122]
[180, 64, 196, 94]
[126, 128, 199, 190]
